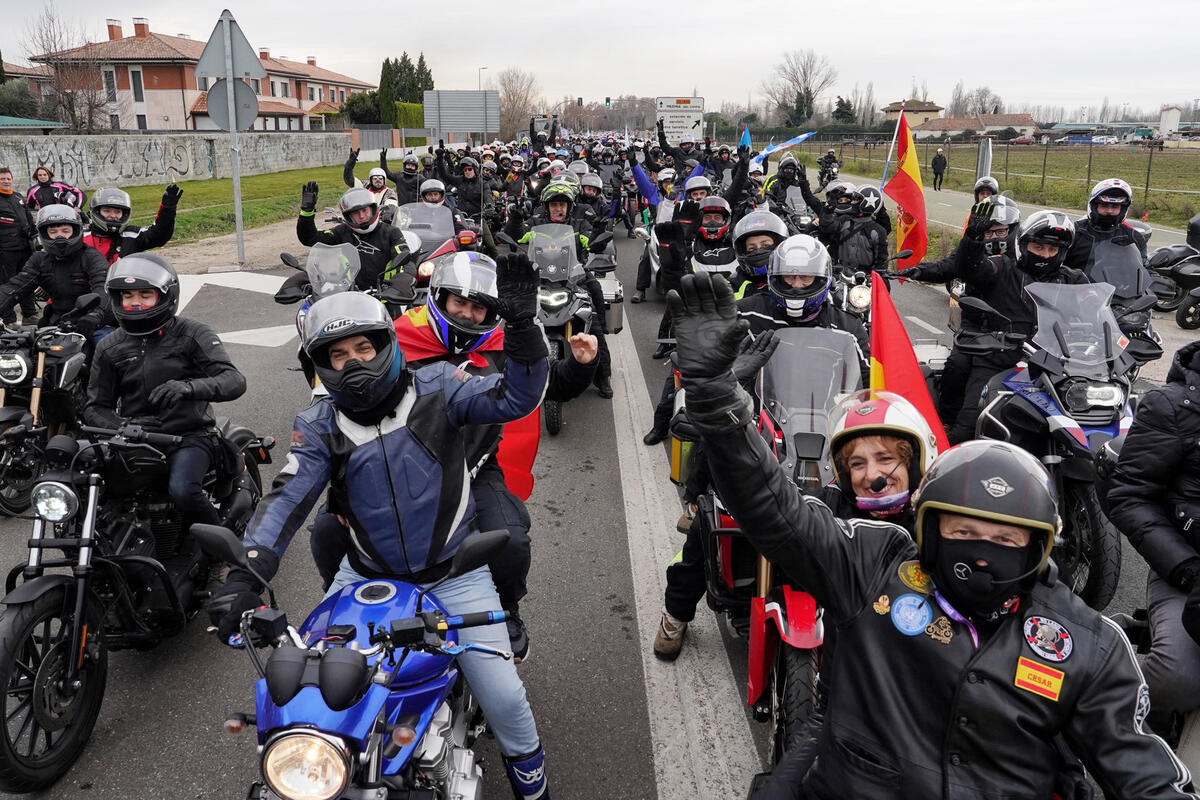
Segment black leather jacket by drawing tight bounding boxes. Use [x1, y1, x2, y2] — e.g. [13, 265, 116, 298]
[955, 238, 1088, 336]
[1063, 217, 1148, 277]
[296, 212, 414, 288]
[0, 245, 112, 329]
[85, 316, 247, 435]
[736, 291, 869, 373]
[1109, 341, 1200, 585]
[684, 372, 1198, 800]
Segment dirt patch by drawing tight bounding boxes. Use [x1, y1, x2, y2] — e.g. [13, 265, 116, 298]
[160, 218, 302, 275]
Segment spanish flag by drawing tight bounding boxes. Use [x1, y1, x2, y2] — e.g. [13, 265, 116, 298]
[882, 114, 927, 268]
[869, 273, 949, 451]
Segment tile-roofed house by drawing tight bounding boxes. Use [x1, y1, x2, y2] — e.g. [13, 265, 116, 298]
[29, 17, 374, 132]
[2, 61, 55, 106]
[979, 114, 1039, 136]
[880, 98, 944, 127]
[912, 117, 986, 138]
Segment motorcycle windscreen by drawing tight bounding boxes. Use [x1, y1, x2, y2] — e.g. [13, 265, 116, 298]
[757, 328, 862, 493]
[527, 224, 580, 281]
[1026, 281, 1126, 380]
[1086, 238, 1151, 296]
[785, 186, 808, 215]
[305, 243, 361, 299]
[394, 202, 456, 253]
[656, 201, 677, 224]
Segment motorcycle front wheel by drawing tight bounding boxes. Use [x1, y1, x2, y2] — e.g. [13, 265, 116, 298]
[0, 587, 107, 792]
[1058, 482, 1122, 611]
[1176, 297, 1200, 330]
[544, 340, 563, 436]
[1154, 283, 1186, 312]
[767, 645, 819, 766]
[0, 453, 43, 515]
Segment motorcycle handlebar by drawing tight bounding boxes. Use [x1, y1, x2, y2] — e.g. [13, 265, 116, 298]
[438, 610, 508, 631]
[79, 425, 183, 449]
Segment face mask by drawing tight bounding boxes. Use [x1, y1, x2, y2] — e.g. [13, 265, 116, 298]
[855, 490, 910, 514]
[1016, 250, 1062, 278]
[739, 248, 773, 276]
[933, 537, 1033, 618]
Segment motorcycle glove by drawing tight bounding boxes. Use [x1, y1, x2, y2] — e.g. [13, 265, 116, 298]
[495, 252, 540, 327]
[208, 547, 280, 644]
[731, 330, 780, 383]
[161, 183, 183, 208]
[965, 201, 996, 241]
[300, 181, 319, 213]
[148, 380, 193, 409]
[668, 272, 750, 383]
[898, 266, 926, 282]
[348, 147, 359, 162]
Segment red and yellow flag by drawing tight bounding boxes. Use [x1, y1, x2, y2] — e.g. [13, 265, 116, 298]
[882, 114, 927, 268]
[868, 274, 949, 451]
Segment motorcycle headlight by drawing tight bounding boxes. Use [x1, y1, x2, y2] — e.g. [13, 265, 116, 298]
[0, 353, 28, 385]
[1063, 381, 1124, 412]
[31, 482, 78, 522]
[262, 732, 350, 800]
[417, 261, 435, 279]
[847, 285, 871, 310]
[538, 289, 570, 309]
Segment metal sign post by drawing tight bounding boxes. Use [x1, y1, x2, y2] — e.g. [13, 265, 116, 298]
[222, 18, 244, 263]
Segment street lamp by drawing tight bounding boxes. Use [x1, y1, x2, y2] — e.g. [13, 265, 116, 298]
[477, 66, 487, 91]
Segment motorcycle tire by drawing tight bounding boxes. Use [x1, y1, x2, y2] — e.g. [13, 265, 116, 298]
[544, 340, 564, 436]
[0, 587, 107, 793]
[1154, 284, 1186, 312]
[767, 645, 819, 766]
[0, 453, 44, 516]
[1058, 482, 1122, 611]
[1176, 298, 1200, 330]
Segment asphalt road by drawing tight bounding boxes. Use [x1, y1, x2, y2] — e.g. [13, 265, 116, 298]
[0, 232, 1153, 799]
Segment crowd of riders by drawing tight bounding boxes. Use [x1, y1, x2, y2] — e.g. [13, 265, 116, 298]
[2, 110, 1200, 800]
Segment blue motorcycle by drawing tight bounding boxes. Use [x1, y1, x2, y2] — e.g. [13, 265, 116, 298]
[193, 525, 512, 800]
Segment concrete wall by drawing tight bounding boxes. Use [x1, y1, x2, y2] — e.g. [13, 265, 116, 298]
[0, 131, 351, 191]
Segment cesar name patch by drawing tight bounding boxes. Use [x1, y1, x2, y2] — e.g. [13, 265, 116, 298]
[1014, 657, 1064, 701]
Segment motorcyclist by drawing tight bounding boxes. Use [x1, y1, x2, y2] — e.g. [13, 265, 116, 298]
[84, 185, 182, 264]
[84, 253, 246, 536]
[419, 148, 438, 182]
[309, 252, 599, 661]
[438, 154, 490, 220]
[343, 149, 399, 213]
[380, 151, 423, 204]
[1108, 340, 1200, 738]
[764, 154, 804, 209]
[1064, 178, 1149, 278]
[295, 183, 415, 291]
[832, 186, 889, 275]
[24, 165, 83, 212]
[0, 204, 111, 335]
[0, 167, 36, 326]
[669, 269, 1197, 800]
[657, 118, 701, 167]
[209, 269, 554, 800]
[816, 147, 840, 180]
[973, 176, 1000, 202]
[729, 210, 788, 298]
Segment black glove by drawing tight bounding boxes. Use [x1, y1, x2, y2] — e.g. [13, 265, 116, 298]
[1183, 583, 1200, 646]
[161, 183, 183, 208]
[148, 380, 192, 409]
[677, 200, 700, 224]
[300, 181, 319, 213]
[668, 272, 749, 383]
[898, 266, 926, 282]
[495, 252, 539, 326]
[348, 147, 359, 162]
[207, 548, 279, 646]
[438, 139, 446, 151]
[965, 201, 995, 241]
[731, 330, 780, 383]
[657, 119, 664, 132]
[655, 221, 683, 245]
[737, 145, 750, 162]
[428, 146, 434, 154]
[379, 148, 387, 161]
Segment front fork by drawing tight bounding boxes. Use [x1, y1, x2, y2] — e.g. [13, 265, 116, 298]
[62, 477, 100, 696]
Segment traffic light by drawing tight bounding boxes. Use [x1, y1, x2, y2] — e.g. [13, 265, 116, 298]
[605, 97, 611, 107]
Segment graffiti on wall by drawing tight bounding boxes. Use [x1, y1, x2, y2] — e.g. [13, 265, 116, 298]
[22, 137, 196, 187]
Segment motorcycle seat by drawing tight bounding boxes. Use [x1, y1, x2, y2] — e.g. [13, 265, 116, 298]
[1149, 243, 1199, 268]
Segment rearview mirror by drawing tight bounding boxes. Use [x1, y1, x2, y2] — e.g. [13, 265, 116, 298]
[191, 524, 248, 567]
[958, 295, 1009, 323]
[73, 293, 101, 314]
[280, 252, 302, 270]
[447, 529, 511, 580]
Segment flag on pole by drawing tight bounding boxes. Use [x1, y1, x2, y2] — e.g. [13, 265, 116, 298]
[750, 131, 816, 167]
[739, 124, 752, 149]
[868, 274, 949, 451]
[881, 114, 927, 268]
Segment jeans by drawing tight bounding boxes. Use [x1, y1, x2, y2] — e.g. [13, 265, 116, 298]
[167, 437, 220, 532]
[1143, 571, 1200, 720]
[326, 560, 540, 757]
[0, 250, 36, 321]
[932, 171, 944, 191]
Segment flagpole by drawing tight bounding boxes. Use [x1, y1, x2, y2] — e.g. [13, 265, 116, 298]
[879, 103, 905, 190]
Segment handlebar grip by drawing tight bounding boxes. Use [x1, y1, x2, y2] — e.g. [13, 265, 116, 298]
[440, 610, 508, 631]
[146, 432, 184, 448]
[79, 425, 119, 437]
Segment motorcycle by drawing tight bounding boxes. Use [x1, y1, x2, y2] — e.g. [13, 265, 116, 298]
[0, 421, 273, 791]
[974, 281, 1134, 610]
[633, 200, 679, 297]
[0, 295, 100, 514]
[394, 202, 477, 301]
[828, 251, 913, 336]
[191, 524, 512, 800]
[816, 162, 839, 192]
[671, 327, 862, 764]
[1085, 239, 1165, 375]
[778, 186, 817, 236]
[1151, 214, 1200, 327]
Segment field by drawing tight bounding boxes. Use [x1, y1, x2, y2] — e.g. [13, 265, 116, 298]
[780, 139, 1200, 229]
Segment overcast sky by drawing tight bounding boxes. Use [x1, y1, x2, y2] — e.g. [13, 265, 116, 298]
[5, 1, 1199, 118]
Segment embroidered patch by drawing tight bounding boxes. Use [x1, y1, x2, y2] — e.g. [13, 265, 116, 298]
[890, 593, 932, 636]
[897, 560, 933, 593]
[873, 595, 890, 614]
[1024, 616, 1074, 662]
[925, 616, 953, 644]
[291, 429, 305, 447]
[1014, 656, 1064, 701]
[980, 476, 1014, 498]
[451, 367, 470, 383]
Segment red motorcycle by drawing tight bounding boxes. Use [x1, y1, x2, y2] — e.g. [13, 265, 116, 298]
[670, 327, 862, 762]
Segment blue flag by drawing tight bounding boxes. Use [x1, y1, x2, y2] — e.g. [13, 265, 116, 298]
[739, 124, 752, 149]
[751, 132, 816, 167]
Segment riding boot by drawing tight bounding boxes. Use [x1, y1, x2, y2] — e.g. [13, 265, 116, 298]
[504, 743, 550, 799]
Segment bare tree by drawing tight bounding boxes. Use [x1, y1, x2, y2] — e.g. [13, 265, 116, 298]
[760, 50, 837, 123]
[26, 2, 107, 133]
[861, 82, 877, 127]
[964, 87, 1004, 117]
[1097, 96, 1111, 123]
[921, 80, 930, 102]
[946, 80, 969, 117]
[495, 66, 541, 140]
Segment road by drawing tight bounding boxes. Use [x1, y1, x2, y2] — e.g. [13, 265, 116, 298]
[0, 233, 1152, 799]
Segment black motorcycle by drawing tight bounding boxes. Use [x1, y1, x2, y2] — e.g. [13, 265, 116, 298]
[1145, 213, 1199, 312]
[0, 295, 102, 515]
[0, 422, 273, 792]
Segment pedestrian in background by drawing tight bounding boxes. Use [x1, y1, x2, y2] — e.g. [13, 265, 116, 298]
[25, 165, 84, 212]
[931, 148, 947, 191]
[0, 167, 38, 325]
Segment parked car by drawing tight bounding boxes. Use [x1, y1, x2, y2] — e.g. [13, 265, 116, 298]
[1091, 135, 1119, 145]
[1010, 136, 1036, 145]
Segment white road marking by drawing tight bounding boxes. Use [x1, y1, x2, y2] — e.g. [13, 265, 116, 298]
[218, 324, 297, 347]
[938, 202, 953, 207]
[609, 329, 763, 798]
[905, 315, 944, 336]
[178, 272, 287, 314]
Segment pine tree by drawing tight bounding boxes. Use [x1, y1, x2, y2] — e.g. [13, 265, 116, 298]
[396, 52, 416, 104]
[415, 52, 433, 95]
[0, 50, 7, 85]
[833, 96, 856, 123]
[377, 58, 396, 126]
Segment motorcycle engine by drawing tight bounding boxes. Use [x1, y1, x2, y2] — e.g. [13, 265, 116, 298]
[145, 501, 186, 558]
[412, 702, 483, 800]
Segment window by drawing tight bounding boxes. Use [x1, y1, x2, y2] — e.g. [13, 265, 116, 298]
[339, 89, 345, 103]
[252, 78, 260, 94]
[131, 69, 144, 103]
[307, 87, 314, 101]
[109, 113, 120, 130]
[198, 76, 209, 91]
[136, 114, 147, 130]
[270, 81, 277, 97]
[103, 69, 117, 103]
[280, 81, 289, 98]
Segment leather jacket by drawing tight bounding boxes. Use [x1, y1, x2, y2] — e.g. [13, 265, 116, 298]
[83, 203, 176, 264]
[296, 212, 414, 288]
[685, 372, 1198, 800]
[0, 245, 112, 329]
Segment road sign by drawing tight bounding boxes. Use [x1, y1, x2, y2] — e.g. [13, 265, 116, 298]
[195, 10, 265, 79]
[206, 78, 258, 131]
[656, 96, 704, 144]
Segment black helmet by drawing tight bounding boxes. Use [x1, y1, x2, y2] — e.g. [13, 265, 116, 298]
[973, 176, 1000, 202]
[36, 204, 84, 259]
[459, 157, 480, 173]
[982, 196, 1020, 257]
[912, 440, 1061, 608]
[105, 252, 179, 335]
[856, 186, 883, 216]
[87, 187, 132, 236]
[339, 188, 381, 234]
[835, 186, 863, 216]
[825, 180, 855, 207]
[1016, 210, 1075, 278]
[402, 154, 420, 172]
[778, 155, 799, 178]
[302, 292, 404, 413]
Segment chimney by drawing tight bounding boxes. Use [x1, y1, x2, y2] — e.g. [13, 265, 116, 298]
[306, 56, 316, 67]
[259, 47, 270, 59]
[106, 19, 123, 40]
[132, 17, 149, 38]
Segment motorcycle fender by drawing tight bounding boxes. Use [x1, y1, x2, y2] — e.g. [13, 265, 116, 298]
[746, 597, 777, 707]
[3, 573, 73, 606]
[747, 589, 823, 705]
[1189, 286, 1200, 301]
[55, 352, 86, 390]
[1058, 456, 1097, 482]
